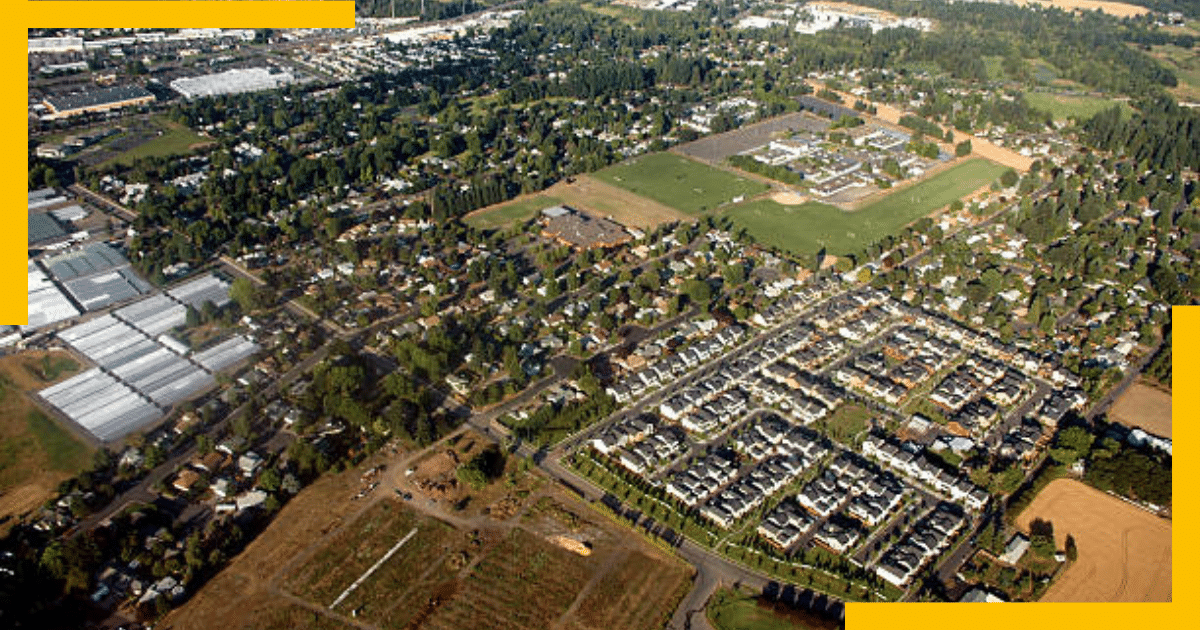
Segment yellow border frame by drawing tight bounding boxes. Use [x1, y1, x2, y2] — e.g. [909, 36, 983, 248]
[7, 2, 354, 323]
[7, 4, 1184, 629]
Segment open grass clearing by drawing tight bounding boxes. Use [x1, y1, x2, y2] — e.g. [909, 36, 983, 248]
[1024, 92, 1131, 121]
[1016, 0, 1149, 18]
[465, 194, 565, 230]
[546, 174, 691, 229]
[595, 152, 770, 216]
[722, 158, 1007, 256]
[819, 403, 872, 444]
[1, 352, 93, 527]
[1148, 44, 1200, 103]
[707, 587, 838, 630]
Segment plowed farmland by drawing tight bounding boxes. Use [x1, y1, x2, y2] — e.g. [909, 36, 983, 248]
[1016, 478, 1170, 602]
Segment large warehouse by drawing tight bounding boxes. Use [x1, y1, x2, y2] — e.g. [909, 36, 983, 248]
[170, 67, 297, 99]
[42, 85, 156, 120]
[39, 273, 257, 442]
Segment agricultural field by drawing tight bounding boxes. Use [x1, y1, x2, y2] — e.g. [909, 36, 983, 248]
[1023, 92, 1130, 121]
[1109, 381, 1172, 438]
[723, 158, 1007, 256]
[465, 194, 565, 230]
[1016, 478, 1171, 602]
[568, 548, 693, 630]
[281, 500, 456, 608]
[0, 351, 92, 528]
[1016, 0, 1149, 18]
[594, 152, 770, 216]
[166, 441, 691, 630]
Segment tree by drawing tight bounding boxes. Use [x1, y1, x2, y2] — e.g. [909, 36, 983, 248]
[1000, 169, 1019, 188]
[955, 139, 972, 157]
[258, 467, 281, 492]
[1065, 534, 1078, 561]
[229, 277, 262, 313]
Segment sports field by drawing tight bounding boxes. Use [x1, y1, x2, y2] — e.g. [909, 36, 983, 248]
[100, 116, 212, 168]
[724, 158, 1007, 256]
[465, 195, 565, 230]
[595, 152, 770, 215]
[1016, 478, 1171, 602]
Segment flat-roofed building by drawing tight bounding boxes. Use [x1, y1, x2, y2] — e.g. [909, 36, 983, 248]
[42, 86, 155, 120]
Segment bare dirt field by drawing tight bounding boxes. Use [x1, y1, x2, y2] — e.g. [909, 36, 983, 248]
[771, 191, 808, 205]
[1017, 0, 1150, 18]
[165, 436, 692, 630]
[1016, 478, 1171, 602]
[1110, 382, 1172, 438]
[546, 175, 692, 229]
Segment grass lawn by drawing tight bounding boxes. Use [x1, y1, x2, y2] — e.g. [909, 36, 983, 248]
[707, 588, 812, 630]
[595, 152, 769, 215]
[1023, 92, 1130, 121]
[820, 403, 872, 443]
[466, 195, 564, 230]
[102, 116, 210, 168]
[724, 158, 1007, 256]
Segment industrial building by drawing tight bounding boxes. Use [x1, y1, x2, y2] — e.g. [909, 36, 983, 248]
[166, 273, 232, 308]
[42, 85, 156, 120]
[170, 67, 297, 99]
[29, 213, 69, 247]
[193, 335, 260, 372]
[25, 261, 81, 332]
[38, 274, 246, 441]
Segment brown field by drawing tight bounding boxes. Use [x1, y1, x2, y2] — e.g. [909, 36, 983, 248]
[165, 438, 692, 630]
[1017, 0, 1150, 18]
[0, 350, 92, 529]
[162, 451, 405, 630]
[545, 175, 692, 229]
[1110, 382, 1172, 438]
[1016, 478, 1171, 602]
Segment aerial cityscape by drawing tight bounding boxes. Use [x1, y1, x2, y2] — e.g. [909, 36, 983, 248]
[4, 0, 1185, 628]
